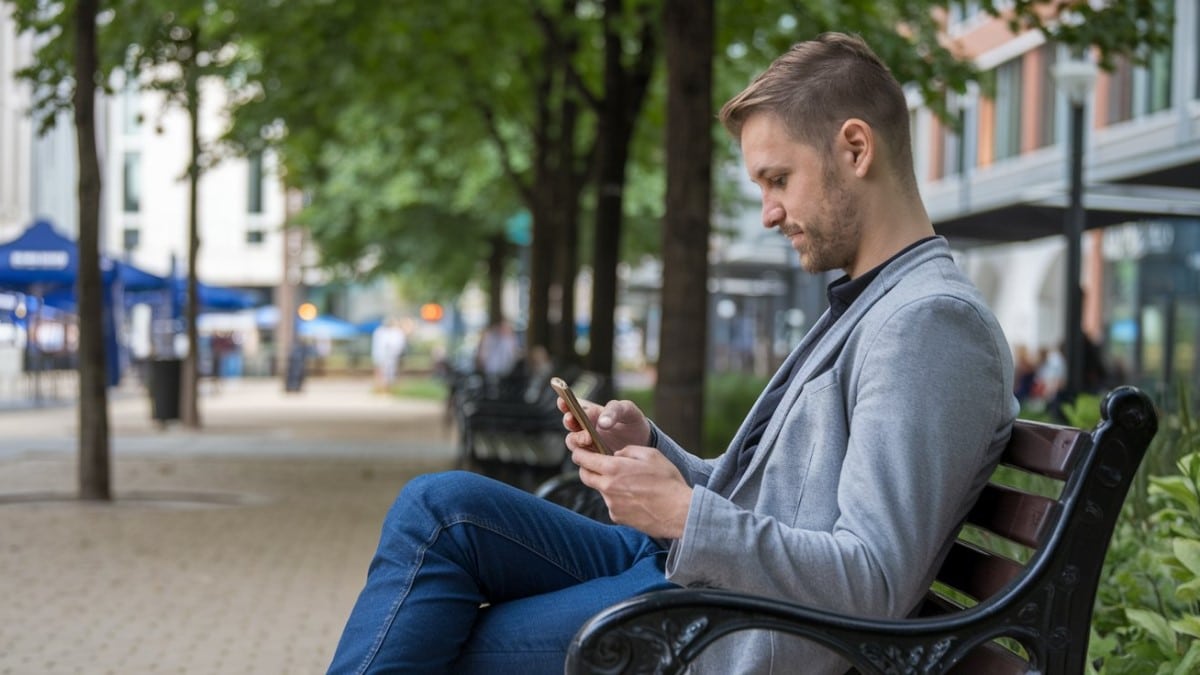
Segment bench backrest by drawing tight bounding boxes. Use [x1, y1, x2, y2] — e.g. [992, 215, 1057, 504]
[916, 386, 1158, 673]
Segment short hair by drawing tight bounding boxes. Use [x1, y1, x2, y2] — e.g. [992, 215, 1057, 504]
[720, 32, 916, 188]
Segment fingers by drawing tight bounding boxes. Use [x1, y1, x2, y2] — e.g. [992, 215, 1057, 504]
[571, 446, 614, 472]
[565, 428, 597, 453]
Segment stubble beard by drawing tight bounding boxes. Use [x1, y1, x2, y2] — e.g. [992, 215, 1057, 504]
[797, 166, 861, 275]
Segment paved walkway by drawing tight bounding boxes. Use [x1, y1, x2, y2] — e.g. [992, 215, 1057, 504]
[0, 376, 457, 674]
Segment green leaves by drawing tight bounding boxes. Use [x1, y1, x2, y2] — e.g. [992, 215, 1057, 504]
[1126, 608, 1177, 655]
[1092, 426, 1200, 673]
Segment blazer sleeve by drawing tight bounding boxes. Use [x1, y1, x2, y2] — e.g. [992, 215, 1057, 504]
[665, 294, 1017, 618]
[648, 421, 719, 488]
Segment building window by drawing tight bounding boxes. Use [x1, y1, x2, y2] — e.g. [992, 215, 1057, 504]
[1143, 42, 1172, 115]
[992, 58, 1023, 161]
[933, 110, 964, 180]
[1035, 44, 1057, 149]
[246, 229, 265, 244]
[947, 0, 983, 30]
[123, 152, 141, 213]
[122, 82, 141, 136]
[1107, 58, 1135, 125]
[122, 227, 140, 252]
[247, 152, 264, 214]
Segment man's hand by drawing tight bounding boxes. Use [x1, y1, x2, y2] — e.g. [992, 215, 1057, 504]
[558, 397, 652, 454]
[572, 445, 692, 540]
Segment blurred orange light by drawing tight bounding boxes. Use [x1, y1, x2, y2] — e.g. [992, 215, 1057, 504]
[420, 303, 444, 321]
[297, 302, 318, 321]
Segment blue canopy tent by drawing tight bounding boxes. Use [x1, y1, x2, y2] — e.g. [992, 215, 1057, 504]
[298, 315, 363, 340]
[0, 219, 123, 386]
[125, 280, 258, 318]
[0, 219, 88, 290]
[176, 279, 258, 312]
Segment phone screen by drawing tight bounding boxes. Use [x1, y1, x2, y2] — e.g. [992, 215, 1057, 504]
[550, 377, 612, 455]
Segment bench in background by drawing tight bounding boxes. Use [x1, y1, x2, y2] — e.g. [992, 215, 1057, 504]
[456, 368, 609, 491]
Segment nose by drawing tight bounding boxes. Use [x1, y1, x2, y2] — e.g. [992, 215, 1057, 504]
[762, 200, 784, 230]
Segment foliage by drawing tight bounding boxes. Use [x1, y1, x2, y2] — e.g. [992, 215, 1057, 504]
[1089, 386, 1200, 674]
[990, 0, 1174, 70]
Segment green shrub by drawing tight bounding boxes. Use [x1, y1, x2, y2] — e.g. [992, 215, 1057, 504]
[618, 372, 768, 458]
[1089, 385, 1200, 674]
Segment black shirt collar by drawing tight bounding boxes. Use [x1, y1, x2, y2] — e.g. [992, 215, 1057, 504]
[826, 236, 938, 319]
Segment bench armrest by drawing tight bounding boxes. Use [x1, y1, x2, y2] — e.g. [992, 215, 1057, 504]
[566, 588, 1002, 675]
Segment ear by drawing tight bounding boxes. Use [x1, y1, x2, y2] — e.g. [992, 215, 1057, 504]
[836, 119, 873, 179]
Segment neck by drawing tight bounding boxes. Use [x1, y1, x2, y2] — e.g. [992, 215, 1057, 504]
[847, 188, 935, 278]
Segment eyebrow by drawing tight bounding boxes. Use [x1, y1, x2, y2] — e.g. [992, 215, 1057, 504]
[752, 165, 786, 181]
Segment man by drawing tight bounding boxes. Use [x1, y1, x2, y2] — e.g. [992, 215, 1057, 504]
[474, 317, 521, 378]
[371, 318, 406, 391]
[328, 32, 1016, 674]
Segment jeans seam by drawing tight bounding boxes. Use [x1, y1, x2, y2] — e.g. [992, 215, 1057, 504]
[459, 514, 593, 584]
[356, 515, 444, 674]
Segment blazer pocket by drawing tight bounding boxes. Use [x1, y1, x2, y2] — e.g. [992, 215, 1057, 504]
[774, 370, 849, 527]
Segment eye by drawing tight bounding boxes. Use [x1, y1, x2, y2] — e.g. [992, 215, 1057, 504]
[769, 174, 788, 188]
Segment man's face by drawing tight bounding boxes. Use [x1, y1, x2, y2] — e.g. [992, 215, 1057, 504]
[741, 113, 861, 275]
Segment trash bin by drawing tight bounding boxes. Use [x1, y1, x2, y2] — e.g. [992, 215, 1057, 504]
[284, 344, 306, 393]
[149, 358, 182, 422]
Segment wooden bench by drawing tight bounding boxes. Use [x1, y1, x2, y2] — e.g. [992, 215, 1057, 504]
[457, 369, 609, 491]
[562, 385, 1158, 674]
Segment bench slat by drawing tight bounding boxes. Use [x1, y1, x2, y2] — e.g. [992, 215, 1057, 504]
[914, 590, 965, 617]
[967, 483, 1059, 549]
[935, 541, 1023, 603]
[1002, 422, 1087, 480]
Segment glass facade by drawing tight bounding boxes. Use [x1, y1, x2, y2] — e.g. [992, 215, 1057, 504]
[247, 152, 264, 214]
[122, 152, 141, 213]
[1036, 44, 1057, 149]
[993, 59, 1022, 161]
[1102, 219, 1200, 397]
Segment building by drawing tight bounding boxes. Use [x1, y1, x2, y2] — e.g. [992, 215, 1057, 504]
[0, 9, 33, 240]
[105, 75, 289, 297]
[913, 0, 1200, 397]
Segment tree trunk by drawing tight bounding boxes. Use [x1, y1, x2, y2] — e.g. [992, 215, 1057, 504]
[180, 44, 203, 428]
[550, 93, 582, 365]
[74, 0, 110, 500]
[656, 0, 713, 452]
[486, 232, 507, 324]
[525, 41, 556, 354]
[588, 0, 657, 380]
[527, 197, 554, 353]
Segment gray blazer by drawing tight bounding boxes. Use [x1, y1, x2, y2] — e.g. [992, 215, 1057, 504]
[653, 237, 1018, 674]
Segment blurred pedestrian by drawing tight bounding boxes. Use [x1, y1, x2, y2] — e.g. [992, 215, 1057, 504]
[371, 318, 406, 391]
[475, 318, 520, 378]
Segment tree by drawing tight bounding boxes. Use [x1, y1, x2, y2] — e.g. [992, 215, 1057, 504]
[586, 0, 659, 378]
[108, 3, 241, 428]
[656, 0, 713, 452]
[227, 1, 666, 371]
[9, 0, 110, 499]
[73, 0, 108, 499]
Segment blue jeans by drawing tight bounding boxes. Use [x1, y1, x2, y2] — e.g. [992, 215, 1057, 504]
[327, 471, 675, 674]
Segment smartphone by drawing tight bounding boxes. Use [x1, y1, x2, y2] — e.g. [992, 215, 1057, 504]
[550, 377, 612, 455]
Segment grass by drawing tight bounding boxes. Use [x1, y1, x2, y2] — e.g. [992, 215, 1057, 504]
[390, 375, 449, 401]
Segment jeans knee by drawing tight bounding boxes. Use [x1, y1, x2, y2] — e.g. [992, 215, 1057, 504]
[395, 470, 492, 518]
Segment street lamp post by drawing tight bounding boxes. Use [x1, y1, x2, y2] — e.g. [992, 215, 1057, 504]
[1054, 54, 1097, 399]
